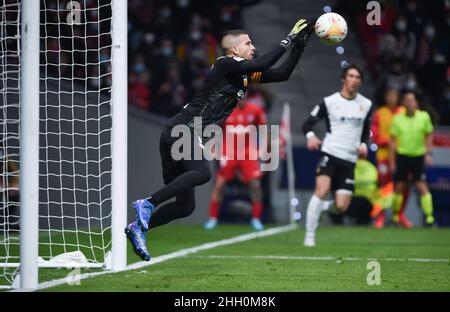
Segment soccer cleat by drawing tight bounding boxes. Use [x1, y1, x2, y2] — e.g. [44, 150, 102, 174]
[203, 218, 218, 230]
[125, 222, 151, 261]
[398, 214, 413, 229]
[374, 212, 385, 229]
[303, 233, 316, 247]
[250, 218, 264, 231]
[425, 215, 435, 226]
[133, 198, 155, 232]
[370, 203, 383, 218]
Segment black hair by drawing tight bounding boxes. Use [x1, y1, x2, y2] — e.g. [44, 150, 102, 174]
[341, 64, 364, 81]
[399, 89, 417, 103]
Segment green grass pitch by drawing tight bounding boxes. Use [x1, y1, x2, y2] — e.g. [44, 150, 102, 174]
[23, 224, 450, 292]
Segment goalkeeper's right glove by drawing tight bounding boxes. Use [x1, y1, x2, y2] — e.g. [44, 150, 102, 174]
[280, 19, 309, 49]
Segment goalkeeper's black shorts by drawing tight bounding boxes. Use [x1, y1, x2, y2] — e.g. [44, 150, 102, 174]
[159, 125, 209, 185]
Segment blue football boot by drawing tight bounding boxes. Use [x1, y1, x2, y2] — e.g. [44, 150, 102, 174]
[203, 218, 218, 230]
[250, 218, 265, 231]
[124, 222, 151, 261]
[133, 198, 155, 232]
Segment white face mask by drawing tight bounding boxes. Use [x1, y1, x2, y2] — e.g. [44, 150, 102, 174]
[396, 20, 407, 32]
[190, 31, 202, 42]
[424, 26, 435, 39]
[160, 8, 171, 18]
[177, 0, 189, 8]
[144, 33, 155, 45]
[162, 47, 173, 57]
[405, 79, 417, 91]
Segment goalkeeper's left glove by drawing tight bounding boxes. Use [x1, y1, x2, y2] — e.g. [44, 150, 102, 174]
[291, 18, 316, 57]
[280, 19, 309, 49]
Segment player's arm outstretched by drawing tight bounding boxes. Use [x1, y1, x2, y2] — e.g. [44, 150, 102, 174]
[255, 21, 315, 83]
[302, 101, 327, 151]
[222, 19, 313, 76]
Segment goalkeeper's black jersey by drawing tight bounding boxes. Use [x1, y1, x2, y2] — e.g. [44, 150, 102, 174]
[167, 56, 264, 129]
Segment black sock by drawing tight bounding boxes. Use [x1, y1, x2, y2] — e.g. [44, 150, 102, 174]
[146, 197, 157, 207]
[148, 159, 211, 207]
[148, 189, 195, 229]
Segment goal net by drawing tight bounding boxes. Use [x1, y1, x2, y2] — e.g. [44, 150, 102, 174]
[0, 0, 22, 289]
[1, 0, 127, 289]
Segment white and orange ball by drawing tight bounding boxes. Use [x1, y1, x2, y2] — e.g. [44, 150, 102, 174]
[314, 12, 348, 45]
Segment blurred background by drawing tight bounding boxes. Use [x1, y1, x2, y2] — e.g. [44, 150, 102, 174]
[125, 0, 450, 227]
[6, 0, 445, 228]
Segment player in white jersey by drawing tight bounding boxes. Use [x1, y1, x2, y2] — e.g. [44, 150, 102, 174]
[302, 64, 373, 247]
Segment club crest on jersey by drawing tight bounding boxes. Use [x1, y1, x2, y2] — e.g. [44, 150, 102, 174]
[243, 74, 248, 87]
[237, 89, 245, 100]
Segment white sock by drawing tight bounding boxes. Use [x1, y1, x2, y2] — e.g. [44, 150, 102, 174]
[305, 195, 324, 236]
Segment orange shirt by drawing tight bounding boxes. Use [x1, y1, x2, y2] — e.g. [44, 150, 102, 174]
[371, 105, 405, 161]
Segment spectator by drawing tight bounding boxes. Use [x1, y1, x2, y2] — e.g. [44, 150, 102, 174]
[129, 71, 152, 111]
[338, 0, 450, 125]
[0, 150, 20, 230]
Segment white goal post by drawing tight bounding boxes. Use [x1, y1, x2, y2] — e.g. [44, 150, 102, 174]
[0, 0, 127, 290]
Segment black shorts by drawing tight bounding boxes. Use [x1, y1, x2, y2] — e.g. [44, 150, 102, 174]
[159, 125, 208, 184]
[316, 152, 356, 193]
[394, 153, 426, 182]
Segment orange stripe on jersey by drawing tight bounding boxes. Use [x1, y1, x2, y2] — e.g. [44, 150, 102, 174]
[251, 71, 262, 83]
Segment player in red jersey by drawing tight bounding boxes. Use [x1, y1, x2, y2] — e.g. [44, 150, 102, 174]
[204, 97, 267, 231]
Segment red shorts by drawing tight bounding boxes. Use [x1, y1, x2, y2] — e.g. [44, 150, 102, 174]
[217, 158, 262, 183]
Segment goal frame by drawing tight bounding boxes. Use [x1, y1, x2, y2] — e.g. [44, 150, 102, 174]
[14, 0, 127, 290]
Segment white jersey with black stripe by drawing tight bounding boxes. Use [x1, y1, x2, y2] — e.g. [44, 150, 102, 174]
[304, 92, 373, 163]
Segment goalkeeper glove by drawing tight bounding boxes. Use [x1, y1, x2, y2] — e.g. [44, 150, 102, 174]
[291, 18, 316, 57]
[280, 19, 309, 49]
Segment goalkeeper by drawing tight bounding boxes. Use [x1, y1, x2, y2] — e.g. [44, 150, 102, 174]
[125, 19, 316, 261]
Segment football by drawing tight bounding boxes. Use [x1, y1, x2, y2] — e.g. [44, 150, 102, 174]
[314, 12, 348, 45]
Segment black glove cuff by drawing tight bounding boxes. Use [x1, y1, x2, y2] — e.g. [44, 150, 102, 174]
[280, 37, 293, 49]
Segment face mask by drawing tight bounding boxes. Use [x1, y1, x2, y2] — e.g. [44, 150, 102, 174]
[177, 0, 189, 8]
[144, 33, 155, 45]
[405, 79, 417, 91]
[190, 31, 201, 42]
[134, 63, 145, 73]
[222, 13, 232, 22]
[433, 53, 445, 64]
[396, 20, 407, 32]
[162, 47, 173, 57]
[424, 26, 435, 39]
[161, 9, 171, 18]
[100, 53, 109, 62]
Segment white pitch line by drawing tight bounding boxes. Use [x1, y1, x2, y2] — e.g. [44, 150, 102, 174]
[28, 224, 298, 291]
[187, 255, 450, 263]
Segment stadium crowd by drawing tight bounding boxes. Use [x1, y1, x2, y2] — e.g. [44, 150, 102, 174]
[39, 1, 449, 126]
[337, 0, 450, 125]
[128, 0, 262, 117]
